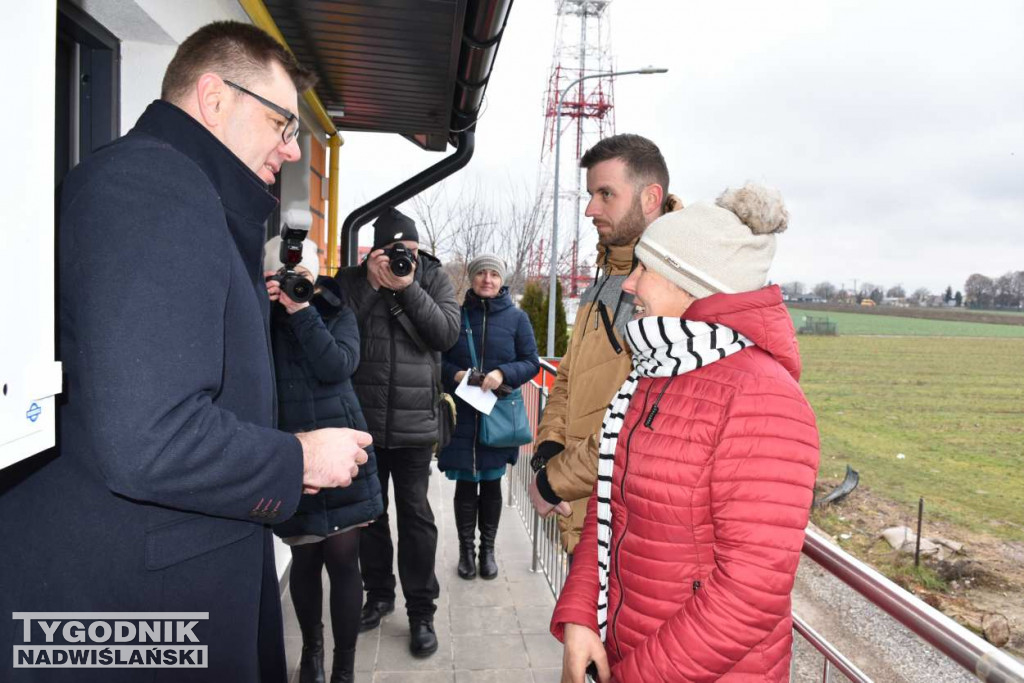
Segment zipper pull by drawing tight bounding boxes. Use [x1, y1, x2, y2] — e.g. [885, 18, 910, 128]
[643, 405, 659, 429]
[692, 580, 702, 593]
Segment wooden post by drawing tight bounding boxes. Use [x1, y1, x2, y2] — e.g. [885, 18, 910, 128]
[915, 497, 924, 567]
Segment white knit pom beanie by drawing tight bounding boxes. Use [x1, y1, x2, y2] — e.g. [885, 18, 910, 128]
[263, 236, 321, 279]
[634, 183, 789, 298]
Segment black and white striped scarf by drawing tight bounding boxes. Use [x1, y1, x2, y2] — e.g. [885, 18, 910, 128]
[595, 316, 753, 641]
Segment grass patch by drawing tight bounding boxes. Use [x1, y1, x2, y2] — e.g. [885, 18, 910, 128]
[800, 335, 1024, 542]
[790, 308, 1024, 337]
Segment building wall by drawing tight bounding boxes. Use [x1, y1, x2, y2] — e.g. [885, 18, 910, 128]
[0, 2, 59, 468]
[308, 135, 328, 274]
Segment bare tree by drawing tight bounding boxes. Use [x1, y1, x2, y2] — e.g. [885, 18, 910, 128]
[781, 281, 805, 297]
[812, 281, 836, 300]
[909, 287, 931, 305]
[446, 182, 498, 291]
[410, 185, 456, 257]
[886, 284, 906, 298]
[496, 181, 548, 298]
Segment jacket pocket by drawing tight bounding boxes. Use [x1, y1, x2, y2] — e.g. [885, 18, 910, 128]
[145, 515, 258, 571]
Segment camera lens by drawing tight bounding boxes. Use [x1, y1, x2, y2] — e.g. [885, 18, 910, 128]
[282, 274, 314, 302]
[390, 256, 413, 277]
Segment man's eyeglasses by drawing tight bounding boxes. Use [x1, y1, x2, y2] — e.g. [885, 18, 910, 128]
[224, 80, 300, 144]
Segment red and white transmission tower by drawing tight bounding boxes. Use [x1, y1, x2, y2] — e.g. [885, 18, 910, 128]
[529, 0, 616, 296]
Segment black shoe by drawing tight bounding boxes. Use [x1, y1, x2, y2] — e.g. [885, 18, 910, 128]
[329, 647, 355, 683]
[478, 494, 501, 580]
[298, 624, 325, 683]
[455, 495, 478, 580]
[409, 620, 438, 658]
[358, 600, 394, 632]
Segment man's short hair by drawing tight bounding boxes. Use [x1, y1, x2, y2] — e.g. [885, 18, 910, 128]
[162, 21, 317, 104]
[580, 133, 670, 202]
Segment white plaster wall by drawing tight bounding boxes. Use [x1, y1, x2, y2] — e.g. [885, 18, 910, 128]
[69, 0, 248, 132]
[120, 40, 178, 133]
[0, 3, 59, 467]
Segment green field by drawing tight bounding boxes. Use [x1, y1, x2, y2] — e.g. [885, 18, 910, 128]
[789, 308, 1024, 338]
[797, 322, 1024, 541]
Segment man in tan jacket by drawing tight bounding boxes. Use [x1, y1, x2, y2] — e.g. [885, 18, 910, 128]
[528, 134, 679, 554]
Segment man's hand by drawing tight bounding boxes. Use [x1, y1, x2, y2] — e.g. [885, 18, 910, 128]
[296, 428, 371, 494]
[561, 623, 610, 683]
[480, 368, 504, 392]
[366, 248, 415, 292]
[529, 474, 572, 518]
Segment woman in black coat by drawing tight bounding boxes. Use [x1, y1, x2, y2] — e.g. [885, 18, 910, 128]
[440, 254, 540, 580]
[264, 237, 383, 683]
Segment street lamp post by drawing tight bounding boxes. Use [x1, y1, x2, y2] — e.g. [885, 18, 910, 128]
[546, 67, 668, 358]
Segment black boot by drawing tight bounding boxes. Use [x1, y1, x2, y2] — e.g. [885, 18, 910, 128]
[298, 624, 325, 683]
[477, 493, 501, 580]
[328, 647, 355, 683]
[409, 619, 439, 658]
[454, 495, 478, 580]
[358, 600, 394, 632]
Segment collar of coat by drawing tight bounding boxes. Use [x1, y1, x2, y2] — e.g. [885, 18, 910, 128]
[595, 239, 639, 275]
[132, 100, 278, 229]
[463, 286, 512, 313]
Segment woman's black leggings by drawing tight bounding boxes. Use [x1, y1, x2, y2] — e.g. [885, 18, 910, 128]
[288, 528, 362, 651]
[454, 477, 502, 503]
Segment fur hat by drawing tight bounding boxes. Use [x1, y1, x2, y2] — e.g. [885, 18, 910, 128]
[372, 207, 419, 249]
[263, 236, 320, 280]
[467, 253, 506, 281]
[635, 183, 789, 298]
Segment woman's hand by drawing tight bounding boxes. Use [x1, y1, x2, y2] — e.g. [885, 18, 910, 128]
[561, 624, 610, 683]
[481, 369, 504, 392]
[265, 271, 281, 302]
[280, 291, 310, 315]
[265, 270, 309, 314]
[455, 370, 467, 384]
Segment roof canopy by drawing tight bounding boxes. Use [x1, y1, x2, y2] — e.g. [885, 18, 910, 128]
[265, 0, 511, 151]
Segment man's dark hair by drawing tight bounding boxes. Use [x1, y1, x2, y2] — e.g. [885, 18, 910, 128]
[580, 133, 670, 201]
[162, 21, 317, 103]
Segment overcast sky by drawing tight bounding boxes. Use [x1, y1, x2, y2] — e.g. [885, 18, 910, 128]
[334, 0, 1024, 295]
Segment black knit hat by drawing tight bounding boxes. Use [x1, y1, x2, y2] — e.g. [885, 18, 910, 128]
[372, 208, 419, 249]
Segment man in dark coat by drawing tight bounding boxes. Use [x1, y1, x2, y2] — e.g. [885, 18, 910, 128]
[334, 208, 460, 657]
[0, 22, 369, 683]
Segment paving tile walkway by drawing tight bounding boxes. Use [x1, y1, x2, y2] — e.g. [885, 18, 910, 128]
[282, 463, 563, 683]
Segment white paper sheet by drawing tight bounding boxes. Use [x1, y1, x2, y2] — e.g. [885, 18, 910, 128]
[454, 369, 497, 415]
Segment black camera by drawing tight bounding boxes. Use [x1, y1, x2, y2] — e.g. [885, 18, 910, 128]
[383, 243, 416, 277]
[270, 225, 314, 303]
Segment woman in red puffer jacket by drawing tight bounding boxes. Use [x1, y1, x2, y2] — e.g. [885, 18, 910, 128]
[550, 183, 820, 683]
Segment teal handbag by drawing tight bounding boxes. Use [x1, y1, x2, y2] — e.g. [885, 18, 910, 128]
[463, 309, 533, 448]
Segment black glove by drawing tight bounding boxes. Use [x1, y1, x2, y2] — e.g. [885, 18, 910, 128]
[530, 440, 564, 473]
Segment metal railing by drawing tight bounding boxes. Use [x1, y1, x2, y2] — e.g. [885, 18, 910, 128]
[506, 358, 1024, 683]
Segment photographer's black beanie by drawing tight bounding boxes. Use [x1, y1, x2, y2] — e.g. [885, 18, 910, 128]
[372, 207, 419, 249]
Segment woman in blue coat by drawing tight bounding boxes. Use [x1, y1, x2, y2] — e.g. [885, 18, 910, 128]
[440, 254, 540, 580]
[265, 238, 384, 683]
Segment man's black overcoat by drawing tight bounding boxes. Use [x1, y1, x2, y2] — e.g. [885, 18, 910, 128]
[0, 101, 304, 682]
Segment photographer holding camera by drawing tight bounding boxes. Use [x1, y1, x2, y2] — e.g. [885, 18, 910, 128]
[264, 229, 384, 683]
[334, 207, 460, 658]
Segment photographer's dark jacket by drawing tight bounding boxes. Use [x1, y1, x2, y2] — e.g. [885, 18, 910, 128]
[439, 287, 540, 472]
[270, 279, 384, 537]
[0, 101, 303, 682]
[334, 254, 460, 449]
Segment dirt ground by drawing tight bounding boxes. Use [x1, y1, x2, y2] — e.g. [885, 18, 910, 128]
[810, 480, 1024, 659]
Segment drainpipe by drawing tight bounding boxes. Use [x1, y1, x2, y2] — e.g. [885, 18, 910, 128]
[341, 130, 475, 266]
